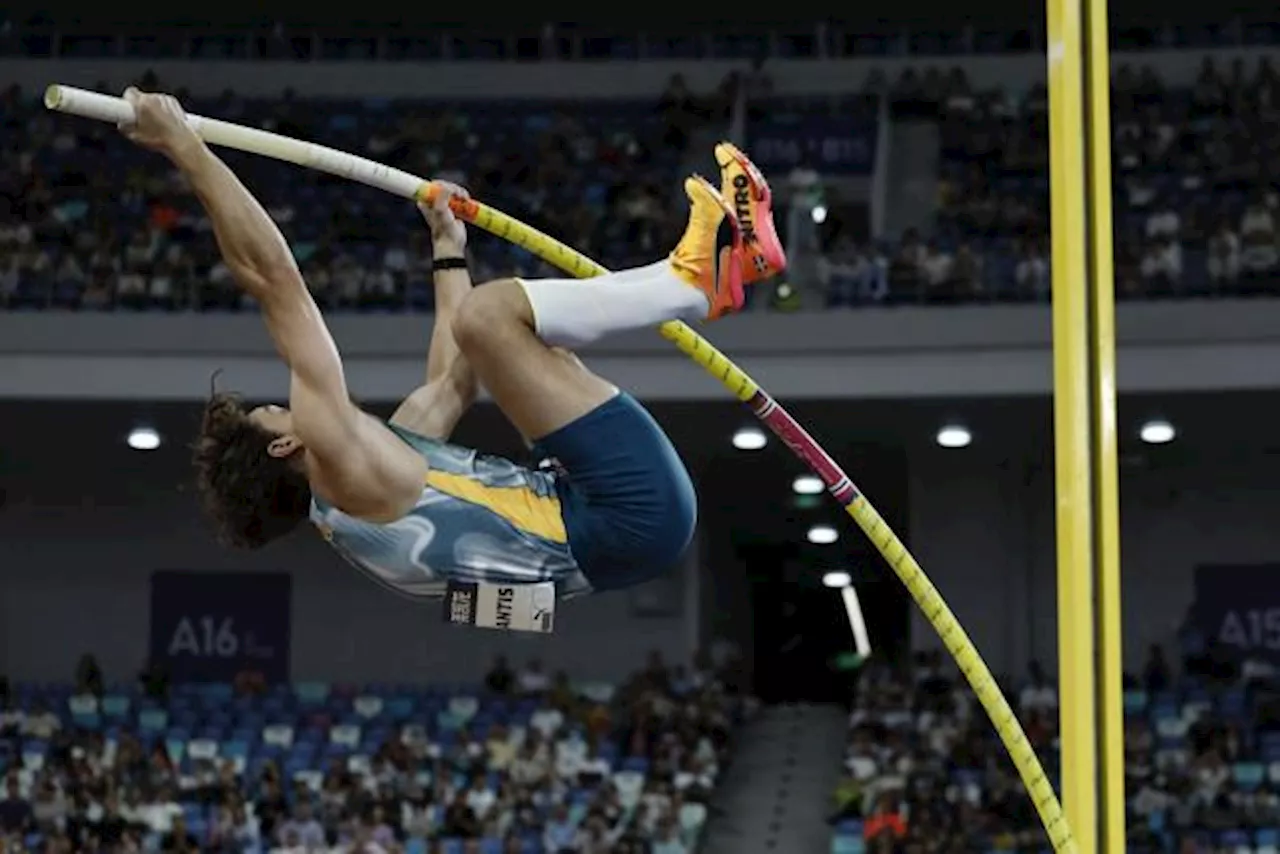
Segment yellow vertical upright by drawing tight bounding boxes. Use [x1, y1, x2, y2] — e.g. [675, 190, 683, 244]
[1082, 0, 1126, 849]
[1046, 0, 1106, 847]
[1048, 0, 1126, 845]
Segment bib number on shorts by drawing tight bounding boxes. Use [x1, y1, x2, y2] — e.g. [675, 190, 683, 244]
[443, 580, 556, 633]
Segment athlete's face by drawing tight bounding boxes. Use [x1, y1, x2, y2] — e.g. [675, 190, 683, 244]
[247, 404, 302, 459]
[248, 403, 292, 435]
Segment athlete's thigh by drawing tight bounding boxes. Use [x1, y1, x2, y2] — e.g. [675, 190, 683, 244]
[453, 285, 615, 440]
[533, 392, 697, 589]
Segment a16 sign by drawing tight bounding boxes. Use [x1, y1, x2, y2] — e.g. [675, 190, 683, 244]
[149, 571, 292, 682]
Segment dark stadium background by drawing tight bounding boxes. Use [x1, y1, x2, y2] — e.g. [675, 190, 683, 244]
[5, 391, 1277, 687]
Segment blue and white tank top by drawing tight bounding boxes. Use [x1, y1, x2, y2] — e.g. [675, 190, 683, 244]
[310, 424, 592, 599]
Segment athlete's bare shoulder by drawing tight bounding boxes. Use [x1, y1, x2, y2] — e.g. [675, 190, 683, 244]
[306, 408, 428, 523]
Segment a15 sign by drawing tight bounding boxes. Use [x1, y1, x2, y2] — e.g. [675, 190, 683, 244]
[1192, 564, 1280, 663]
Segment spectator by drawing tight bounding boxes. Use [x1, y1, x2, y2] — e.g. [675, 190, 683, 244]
[366, 804, 395, 849]
[1240, 191, 1278, 276]
[890, 229, 926, 300]
[0, 699, 24, 736]
[137, 785, 183, 837]
[149, 258, 178, 308]
[485, 656, 514, 695]
[275, 824, 309, 853]
[510, 739, 551, 787]
[441, 791, 480, 838]
[53, 254, 86, 298]
[1145, 194, 1181, 241]
[0, 253, 20, 306]
[94, 794, 130, 848]
[657, 74, 699, 152]
[276, 800, 325, 849]
[950, 242, 984, 298]
[547, 671, 576, 714]
[202, 260, 238, 309]
[74, 654, 104, 696]
[1193, 57, 1225, 108]
[1143, 644, 1171, 692]
[23, 702, 61, 739]
[829, 772, 864, 823]
[401, 785, 435, 840]
[863, 793, 907, 844]
[463, 775, 496, 820]
[233, 667, 267, 697]
[651, 815, 689, 854]
[1013, 238, 1049, 297]
[518, 660, 551, 696]
[818, 238, 888, 306]
[0, 777, 32, 835]
[574, 814, 623, 853]
[254, 776, 289, 841]
[484, 723, 517, 772]
[30, 779, 65, 832]
[1206, 220, 1241, 286]
[1141, 235, 1183, 293]
[1018, 661, 1057, 713]
[919, 239, 954, 299]
[542, 804, 576, 853]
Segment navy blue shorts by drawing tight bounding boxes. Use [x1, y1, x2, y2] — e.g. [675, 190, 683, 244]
[533, 393, 697, 591]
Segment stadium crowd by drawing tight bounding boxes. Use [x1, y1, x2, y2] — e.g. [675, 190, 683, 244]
[808, 57, 1280, 307]
[829, 642, 1280, 854]
[0, 650, 748, 853]
[926, 55, 1280, 303]
[0, 69, 749, 313]
[5, 56, 1280, 312]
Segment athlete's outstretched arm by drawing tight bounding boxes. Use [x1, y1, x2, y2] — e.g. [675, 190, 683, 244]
[119, 89, 358, 459]
[390, 182, 479, 439]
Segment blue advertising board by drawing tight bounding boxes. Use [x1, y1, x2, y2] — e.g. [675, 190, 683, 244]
[1191, 564, 1280, 664]
[149, 571, 292, 682]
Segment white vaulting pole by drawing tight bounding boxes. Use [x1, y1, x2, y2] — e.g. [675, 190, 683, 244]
[45, 85, 428, 200]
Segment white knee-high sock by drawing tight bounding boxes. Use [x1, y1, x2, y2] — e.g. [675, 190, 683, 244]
[516, 261, 709, 348]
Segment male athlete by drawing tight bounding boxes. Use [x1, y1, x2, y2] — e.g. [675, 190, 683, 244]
[120, 88, 786, 631]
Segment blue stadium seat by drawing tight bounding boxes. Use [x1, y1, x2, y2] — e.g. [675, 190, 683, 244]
[196, 683, 234, 703]
[1219, 829, 1251, 848]
[1234, 762, 1266, 791]
[831, 833, 866, 854]
[293, 686, 330, 706]
[1123, 690, 1147, 714]
[100, 695, 131, 719]
[71, 712, 102, 730]
[621, 756, 649, 774]
[385, 697, 415, 719]
[221, 740, 249, 761]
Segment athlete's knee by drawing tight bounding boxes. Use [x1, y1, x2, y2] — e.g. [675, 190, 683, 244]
[451, 278, 529, 352]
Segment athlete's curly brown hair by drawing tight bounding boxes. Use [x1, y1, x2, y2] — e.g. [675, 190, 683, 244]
[192, 389, 311, 549]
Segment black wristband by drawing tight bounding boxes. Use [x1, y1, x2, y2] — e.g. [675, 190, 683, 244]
[432, 257, 468, 272]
